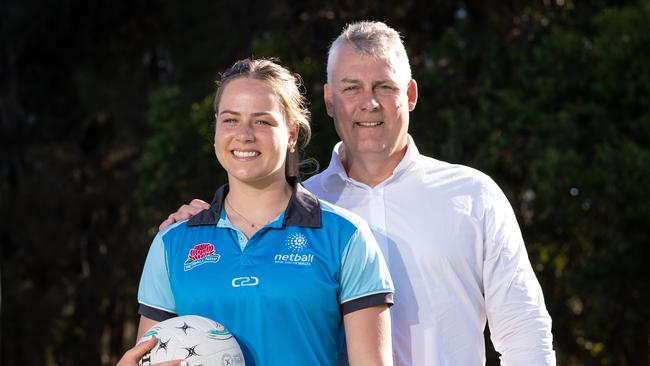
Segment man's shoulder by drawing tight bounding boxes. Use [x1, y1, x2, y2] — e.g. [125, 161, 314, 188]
[417, 153, 480, 176]
[303, 171, 327, 194]
[417, 154, 502, 195]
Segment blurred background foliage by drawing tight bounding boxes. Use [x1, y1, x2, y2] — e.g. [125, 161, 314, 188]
[1, 0, 648, 365]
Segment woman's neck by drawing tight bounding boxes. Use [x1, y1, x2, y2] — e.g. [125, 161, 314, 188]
[225, 178, 293, 237]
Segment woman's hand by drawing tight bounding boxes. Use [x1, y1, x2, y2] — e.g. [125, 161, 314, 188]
[115, 337, 186, 366]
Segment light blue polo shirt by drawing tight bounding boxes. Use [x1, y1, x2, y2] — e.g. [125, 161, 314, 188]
[138, 182, 394, 366]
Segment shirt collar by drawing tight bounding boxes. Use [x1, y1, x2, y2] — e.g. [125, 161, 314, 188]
[188, 177, 322, 228]
[320, 134, 422, 191]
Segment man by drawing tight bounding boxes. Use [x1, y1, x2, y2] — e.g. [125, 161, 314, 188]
[160, 21, 555, 365]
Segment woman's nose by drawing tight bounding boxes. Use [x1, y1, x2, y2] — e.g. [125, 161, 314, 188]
[235, 123, 254, 142]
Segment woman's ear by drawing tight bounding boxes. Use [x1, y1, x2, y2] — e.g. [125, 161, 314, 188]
[288, 124, 299, 152]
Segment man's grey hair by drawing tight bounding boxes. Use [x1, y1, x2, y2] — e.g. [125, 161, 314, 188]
[327, 21, 412, 84]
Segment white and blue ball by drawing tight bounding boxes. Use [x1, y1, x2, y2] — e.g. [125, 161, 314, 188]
[137, 315, 245, 366]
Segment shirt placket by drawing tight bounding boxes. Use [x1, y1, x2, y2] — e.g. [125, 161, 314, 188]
[368, 186, 389, 262]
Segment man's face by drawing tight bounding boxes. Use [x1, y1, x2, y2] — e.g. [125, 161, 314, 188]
[325, 44, 417, 161]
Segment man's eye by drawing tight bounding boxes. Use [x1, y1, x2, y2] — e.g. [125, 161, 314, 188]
[342, 86, 359, 92]
[376, 85, 398, 95]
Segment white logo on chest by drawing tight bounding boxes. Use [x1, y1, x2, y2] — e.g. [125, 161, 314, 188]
[231, 276, 259, 287]
[274, 233, 314, 266]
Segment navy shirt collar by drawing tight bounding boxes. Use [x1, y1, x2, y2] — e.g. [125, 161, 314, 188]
[188, 177, 322, 228]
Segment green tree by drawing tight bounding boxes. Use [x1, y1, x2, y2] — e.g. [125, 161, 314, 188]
[412, 1, 650, 364]
[2, 0, 648, 364]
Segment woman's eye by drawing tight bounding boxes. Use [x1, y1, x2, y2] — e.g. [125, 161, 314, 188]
[255, 120, 271, 125]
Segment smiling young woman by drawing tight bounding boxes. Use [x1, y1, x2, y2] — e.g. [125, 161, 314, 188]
[118, 59, 395, 366]
[213, 77, 298, 235]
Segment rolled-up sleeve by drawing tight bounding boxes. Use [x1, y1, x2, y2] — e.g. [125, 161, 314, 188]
[483, 183, 556, 365]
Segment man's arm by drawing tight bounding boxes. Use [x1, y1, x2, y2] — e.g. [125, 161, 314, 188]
[159, 199, 210, 230]
[483, 182, 555, 365]
[344, 305, 392, 366]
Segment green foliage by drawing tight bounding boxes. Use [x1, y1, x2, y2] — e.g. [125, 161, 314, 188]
[2, 0, 648, 365]
[411, 1, 650, 364]
[137, 86, 223, 224]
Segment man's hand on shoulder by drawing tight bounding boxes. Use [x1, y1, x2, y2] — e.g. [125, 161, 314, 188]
[159, 199, 210, 230]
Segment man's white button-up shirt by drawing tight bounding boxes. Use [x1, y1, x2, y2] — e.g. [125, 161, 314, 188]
[304, 136, 555, 366]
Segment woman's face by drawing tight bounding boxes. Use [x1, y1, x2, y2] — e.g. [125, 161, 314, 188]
[214, 78, 297, 186]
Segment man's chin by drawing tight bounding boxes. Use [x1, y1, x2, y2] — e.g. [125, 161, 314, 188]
[349, 144, 390, 156]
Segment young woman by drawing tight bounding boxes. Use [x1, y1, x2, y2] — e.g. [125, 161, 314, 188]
[119, 59, 394, 366]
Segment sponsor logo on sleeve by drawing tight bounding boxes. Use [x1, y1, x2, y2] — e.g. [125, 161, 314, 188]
[184, 243, 221, 271]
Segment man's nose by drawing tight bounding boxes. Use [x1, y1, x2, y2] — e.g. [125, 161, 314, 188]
[360, 90, 380, 111]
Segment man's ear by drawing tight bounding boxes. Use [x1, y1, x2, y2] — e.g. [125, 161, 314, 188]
[324, 83, 334, 117]
[407, 79, 418, 112]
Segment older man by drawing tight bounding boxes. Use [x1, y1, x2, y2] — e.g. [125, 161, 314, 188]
[160, 21, 555, 365]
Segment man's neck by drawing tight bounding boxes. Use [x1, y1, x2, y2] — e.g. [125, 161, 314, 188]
[341, 145, 408, 188]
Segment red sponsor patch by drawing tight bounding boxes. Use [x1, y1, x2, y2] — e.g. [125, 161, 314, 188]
[189, 243, 216, 261]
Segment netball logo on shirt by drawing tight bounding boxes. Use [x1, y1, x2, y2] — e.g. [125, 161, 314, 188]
[184, 243, 221, 271]
[274, 233, 314, 266]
